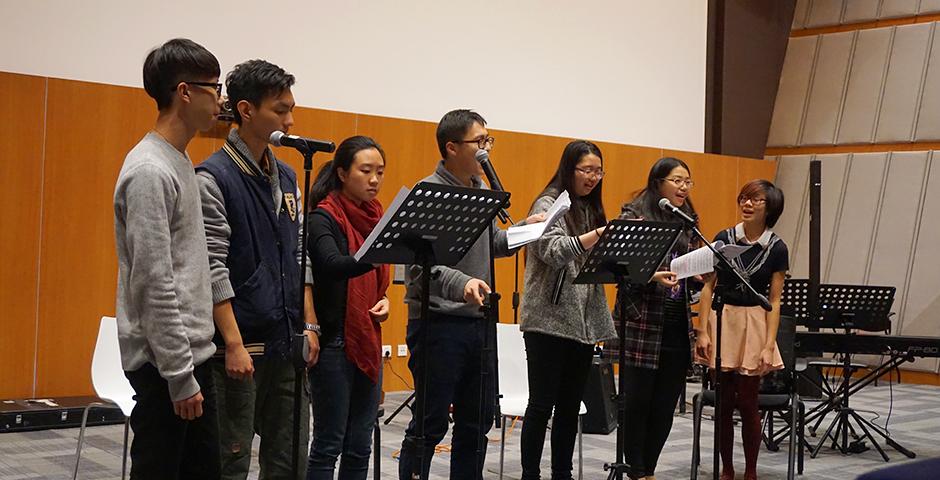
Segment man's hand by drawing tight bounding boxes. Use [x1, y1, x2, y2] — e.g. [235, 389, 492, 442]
[305, 330, 320, 368]
[369, 297, 390, 323]
[225, 344, 254, 381]
[173, 391, 204, 420]
[525, 212, 547, 224]
[463, 278, 491, 306]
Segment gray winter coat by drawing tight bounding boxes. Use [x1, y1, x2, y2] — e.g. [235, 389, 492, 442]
[519, 192, 616, 344]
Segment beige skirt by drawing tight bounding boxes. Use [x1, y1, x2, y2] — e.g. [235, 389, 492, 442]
[695, 304, 784, 376]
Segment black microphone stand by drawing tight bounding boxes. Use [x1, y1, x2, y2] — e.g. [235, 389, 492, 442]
[292, 143, 333, 480]
[666, 212, 770, 480]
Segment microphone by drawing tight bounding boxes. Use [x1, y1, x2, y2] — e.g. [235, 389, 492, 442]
[475, 149, 506, 194]
[269, 131, 336, 154]
[658, 198, 696, 226]
[475, 149, 511, 222]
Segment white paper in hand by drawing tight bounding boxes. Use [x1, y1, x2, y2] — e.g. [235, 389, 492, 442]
[507, 190, 571, 249]
[669, 241, 752, 280]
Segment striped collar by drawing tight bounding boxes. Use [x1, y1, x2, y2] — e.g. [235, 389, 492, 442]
[222, 129, 279, 179]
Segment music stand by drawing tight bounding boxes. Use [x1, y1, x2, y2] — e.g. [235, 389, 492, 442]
[801, 284, 906, 461]
[573, 219, 683, 480]
[356, 181, 509, 480]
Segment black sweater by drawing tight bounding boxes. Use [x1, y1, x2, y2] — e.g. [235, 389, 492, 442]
[306, 208, 375, 345]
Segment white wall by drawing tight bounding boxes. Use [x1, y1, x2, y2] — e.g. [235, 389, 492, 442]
[0, 0, 707, 152]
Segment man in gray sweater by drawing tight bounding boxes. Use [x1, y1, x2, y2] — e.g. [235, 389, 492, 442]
[113, 38, 222, 479]
[398, 109, 542, 480]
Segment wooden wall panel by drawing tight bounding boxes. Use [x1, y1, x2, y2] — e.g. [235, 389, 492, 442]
[0, 72, 777, 395]
[35, 80, 156, 396]
[0, 73, 46, 398]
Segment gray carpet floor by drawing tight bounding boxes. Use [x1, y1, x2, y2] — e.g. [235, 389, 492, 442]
[2, 381, 939, 479]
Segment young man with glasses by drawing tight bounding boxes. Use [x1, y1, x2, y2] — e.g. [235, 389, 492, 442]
[113, 38, 222, 479]
[196, 59, 315, 480]
[398, 109, 542, 480]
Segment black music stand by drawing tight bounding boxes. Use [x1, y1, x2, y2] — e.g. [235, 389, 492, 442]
[356, 182, 509, 480]
[803, 285, 906, 461]
[574, 219, 683, 480]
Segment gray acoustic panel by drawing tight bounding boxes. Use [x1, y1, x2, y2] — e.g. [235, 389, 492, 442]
[868, 151, 929, 368]
[915, 23, 940, 141]
[806, 0, 847, 28]
[899, 151, 940, 372]
[817, 154, 850, 279]
[875, 23, 933, 142]
[825, 153, 888, 284]
[793, 0, 812, 30]
[843, 0, 882, 24]
[802, 32, 855, 145]
[879, 0, 921, 19]
[920, 0, 940, 14]
[773, 155, 813, 278]
[837, 27, 893, 144]
[768, 36, 819, 147]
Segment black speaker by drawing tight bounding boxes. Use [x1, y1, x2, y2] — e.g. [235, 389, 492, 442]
[581, 357, 617, 434]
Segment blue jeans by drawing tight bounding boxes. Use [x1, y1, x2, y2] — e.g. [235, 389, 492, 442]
[398, 313, 495, 480]
[306, 346, 381, 480]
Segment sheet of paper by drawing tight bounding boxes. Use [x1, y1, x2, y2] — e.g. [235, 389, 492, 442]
[669, 242, 755, 280]
[670, 243, 719, 280]
[354, 186, 410, 262]
[507, 191, 571, 249]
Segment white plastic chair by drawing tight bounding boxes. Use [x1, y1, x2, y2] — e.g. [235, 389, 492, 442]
[73, 316, 136, 480]
[496, 323, 585, 480]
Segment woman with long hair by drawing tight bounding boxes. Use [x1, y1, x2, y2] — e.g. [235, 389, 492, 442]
[613, 157, 698, 480]
[695, 179, 788, 480]
[518, 140, 616, 480]
[304, 135, 390, 480]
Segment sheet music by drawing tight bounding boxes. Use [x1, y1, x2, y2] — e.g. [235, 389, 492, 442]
[354, 186, 410, 262]
[670, 242, 750, 280]
[507, 190, 571, 249]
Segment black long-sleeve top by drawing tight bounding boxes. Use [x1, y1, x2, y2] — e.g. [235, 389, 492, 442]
[306, 208, 374, 346]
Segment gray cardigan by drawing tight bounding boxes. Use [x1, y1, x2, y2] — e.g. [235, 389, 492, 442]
[519, 193, 616, 344]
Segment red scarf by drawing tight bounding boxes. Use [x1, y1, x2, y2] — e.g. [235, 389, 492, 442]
[318, 192, 390, 383]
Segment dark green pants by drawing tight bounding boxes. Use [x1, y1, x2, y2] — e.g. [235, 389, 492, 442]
[211, 355, 310, 480]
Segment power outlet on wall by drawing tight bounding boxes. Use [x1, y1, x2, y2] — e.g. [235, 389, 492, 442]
[397, 345, 408, 357]
[382, 345, 392, 358]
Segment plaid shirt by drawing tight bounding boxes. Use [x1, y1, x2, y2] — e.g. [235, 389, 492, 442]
[605, 202, 696, 370]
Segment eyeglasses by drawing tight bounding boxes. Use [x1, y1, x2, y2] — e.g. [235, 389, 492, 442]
[454, 136, 496, 150]
[574, 167, 605, 179]
[663, 176, 694, 188]
[738, 196, 766, 206]
[178, 81, 223, 97]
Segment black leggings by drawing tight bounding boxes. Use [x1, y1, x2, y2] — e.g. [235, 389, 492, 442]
[621, 348, 689, 478]
[520, 332, 595, 480]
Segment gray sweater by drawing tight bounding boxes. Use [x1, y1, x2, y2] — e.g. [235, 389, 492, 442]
[113, 132, 216, 401]
[519, 193, 616, 344]
[404, 161, 512, 319]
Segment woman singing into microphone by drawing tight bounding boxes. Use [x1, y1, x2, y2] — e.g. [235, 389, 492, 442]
[304, 136, 390, 480]
[612, 157, 699, 480]
[518, 140, 616, 480]
[694, 179, 788, 480]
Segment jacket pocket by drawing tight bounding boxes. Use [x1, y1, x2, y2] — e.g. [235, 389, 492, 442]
[232, 262, 279, 339]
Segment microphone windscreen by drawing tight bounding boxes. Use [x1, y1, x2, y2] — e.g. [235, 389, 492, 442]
[658, 197, 672, 211]
[475, 149, 489, 164]
[269, 130, 286, 147]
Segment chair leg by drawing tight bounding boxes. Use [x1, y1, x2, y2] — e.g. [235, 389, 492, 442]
[73, 402, 104, 480]
[121, 417, 130, 480]
[499, 415, 507, 480]
[578, 414, 583, 480]
[691, 394, 701, 480]
[798, 402, 805, 475]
